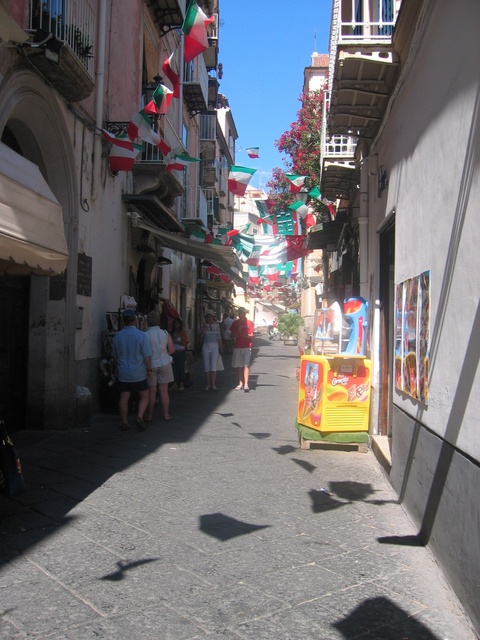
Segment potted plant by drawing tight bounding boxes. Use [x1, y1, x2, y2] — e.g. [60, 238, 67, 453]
[277, 312, 304, 346]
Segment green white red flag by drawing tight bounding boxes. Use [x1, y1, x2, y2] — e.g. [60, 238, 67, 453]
[162, 51, 180, 98]
[246, 147, 259, 159]
[109, 140, 142, 173]
[228, 165, 256, 196]
[248, 266, 260, 284]
[102, 129, 133, 150]
[165, 153, 201, 172]
[288, 200, 309, 218]
[182, 0, 215, 63]
[308, 186, 322, 201]
[144, 82, 174, 116]
[286, 173, 307, 194]
[127, 112, 171, 155]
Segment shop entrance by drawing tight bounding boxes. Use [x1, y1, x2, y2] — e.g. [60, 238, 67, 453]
[0, 275, 30, 430]
[378, 218, 395, 437]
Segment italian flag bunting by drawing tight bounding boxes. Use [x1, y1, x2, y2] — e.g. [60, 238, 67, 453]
[128, 112, 171, 155]
[228, 165, 256, 196]
[102, 129, 134, 150]
[182, 0, 215, 63]
[109, 140, 142, 173]
[144, 82, 174, 116]
[248, 266, 260, 284]
[288, 200, 309, 218]
[166, 153, 201, 172]
[245, 245, 262, 266]
[308, 186, 322, 201]
[162, 51, 180, 98]
[286, 173, 307, 194]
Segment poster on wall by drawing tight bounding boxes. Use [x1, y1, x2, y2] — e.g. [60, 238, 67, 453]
[394, 270, 430, 403]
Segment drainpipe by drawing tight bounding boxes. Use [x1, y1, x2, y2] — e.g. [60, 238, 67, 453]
[357, 147, 369, 300]
[91, 0, 107, 201]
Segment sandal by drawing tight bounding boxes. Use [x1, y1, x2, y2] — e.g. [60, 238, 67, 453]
[235, 384, 243, 390]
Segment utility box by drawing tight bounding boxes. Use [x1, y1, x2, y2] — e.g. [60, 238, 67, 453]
[297, 354, 372, 433]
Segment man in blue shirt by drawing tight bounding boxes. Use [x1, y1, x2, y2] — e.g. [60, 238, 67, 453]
[112, 309, 152, 431]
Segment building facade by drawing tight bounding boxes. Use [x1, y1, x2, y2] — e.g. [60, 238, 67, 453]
[0, 0, 243, 430]
[322, 0, 480, 631]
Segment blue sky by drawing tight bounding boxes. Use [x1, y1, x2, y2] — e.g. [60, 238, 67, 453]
[217, 1, 332, 191]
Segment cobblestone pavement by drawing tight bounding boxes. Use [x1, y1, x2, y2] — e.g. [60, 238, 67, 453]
[1, 337, 477, 639]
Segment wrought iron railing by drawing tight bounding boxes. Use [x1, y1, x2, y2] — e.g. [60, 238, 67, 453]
[29, 0, 95, 77]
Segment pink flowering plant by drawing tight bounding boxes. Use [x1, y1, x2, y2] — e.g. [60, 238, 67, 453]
[267, 90, 327, 220]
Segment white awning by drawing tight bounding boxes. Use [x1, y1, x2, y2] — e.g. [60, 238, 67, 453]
[0, 143, 69, 276]
[132, 217, 246, 289]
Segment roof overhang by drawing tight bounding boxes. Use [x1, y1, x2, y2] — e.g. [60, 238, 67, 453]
[0, 143, 68, 276]
[131, 217, 246, 288]
[329, 46, 399, 139]
[306, 222, 347, 252]
[123, 193, 184, 232]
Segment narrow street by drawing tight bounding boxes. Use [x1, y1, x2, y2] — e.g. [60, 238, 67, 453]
[0, 337, 476, 639]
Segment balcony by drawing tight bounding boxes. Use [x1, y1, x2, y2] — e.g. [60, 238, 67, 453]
[147, 0, 186, 35]
[26, 0, 95, 102]
[203, 12, 219, 71]
[320, 90, 358, 202]
[327, 0, 401, 140]
[183, 56, 209, 116]
[199, 113, 216, 162]
[105, 117, 184, 232]
[202, 161, 217, 189]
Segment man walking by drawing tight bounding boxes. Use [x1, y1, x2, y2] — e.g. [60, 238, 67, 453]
[112, 308, 152, 431]
[231, 307, 254, 392]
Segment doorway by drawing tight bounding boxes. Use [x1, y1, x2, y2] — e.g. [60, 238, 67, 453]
[0, 275, 30, 430]
[378, 218, 395, 437]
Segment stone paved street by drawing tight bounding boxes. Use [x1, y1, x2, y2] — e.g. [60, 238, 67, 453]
[0, 337, 477, 639]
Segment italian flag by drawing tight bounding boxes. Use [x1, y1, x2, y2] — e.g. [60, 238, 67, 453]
[144, 82, 174, 116]
[286, 173, 307, 194]
[288, 200, 309, 218]
[166, 153, 201, 172]
[246, 147, 259, 159]
[265, 265, 280, 282]
[182, 0, 215, 63]
[162, 51, 180, 98]
[102, 129, 133, 150]
[248, 266, 260, 284]
[109, 141, 142, 173]
[128, 112, 171, 155]
[228, 165, 256, 196]
[245, 245, 262, 266]
[308, 186, 322, 201]
[305, 213, 317, 228]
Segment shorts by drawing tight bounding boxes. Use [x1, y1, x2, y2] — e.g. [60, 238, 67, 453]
[148, 364, 174, 386]
[232, 347, 251, 368]
[118, 379, 149, 393]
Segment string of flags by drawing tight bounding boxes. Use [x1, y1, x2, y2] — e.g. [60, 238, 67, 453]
[102, 0, 214, 174]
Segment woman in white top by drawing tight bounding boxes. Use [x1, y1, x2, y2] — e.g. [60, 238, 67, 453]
[200, 309, 223, 391]
[145, 311, 175, 421]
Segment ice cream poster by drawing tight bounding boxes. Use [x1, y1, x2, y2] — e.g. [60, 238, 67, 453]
[394, 270, 430, 403]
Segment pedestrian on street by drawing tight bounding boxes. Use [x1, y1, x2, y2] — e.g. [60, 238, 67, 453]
[112, 308, 152, 431]
[199, 309, 223, 391]
[231, 307, 254, 392]
[170, 317, 188, 392]
[145, 311, 175, 422]
[221, 312, 234, 354]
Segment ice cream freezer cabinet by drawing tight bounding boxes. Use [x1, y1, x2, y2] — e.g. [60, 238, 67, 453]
[297, 355, 372, 433]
